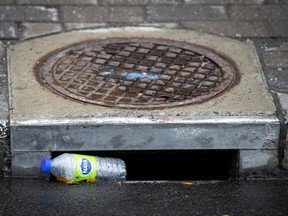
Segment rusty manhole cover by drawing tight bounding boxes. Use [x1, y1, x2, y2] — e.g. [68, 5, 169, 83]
[35, 38, 237, 109]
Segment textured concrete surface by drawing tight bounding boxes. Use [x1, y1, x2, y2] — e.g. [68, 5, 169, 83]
[8, 27, 277, 123]
[1, 178, 288, 215]
[0, 41, 10, 177]
[0, 43, 8, 124]
[0, 41, 8, 123]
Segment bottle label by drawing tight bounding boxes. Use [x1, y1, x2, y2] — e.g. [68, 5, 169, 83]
[73, 154, 97, 182]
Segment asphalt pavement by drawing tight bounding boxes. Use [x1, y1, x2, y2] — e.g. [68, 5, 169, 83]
[1, 178, 288, 216]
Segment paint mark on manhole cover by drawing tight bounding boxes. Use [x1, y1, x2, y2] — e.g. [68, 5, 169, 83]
[35, 38, 237, 109]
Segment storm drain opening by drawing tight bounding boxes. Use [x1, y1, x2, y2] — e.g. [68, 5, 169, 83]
[52, 150, 239, 181]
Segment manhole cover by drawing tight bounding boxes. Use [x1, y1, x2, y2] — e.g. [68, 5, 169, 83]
[35, 38, 237, 109]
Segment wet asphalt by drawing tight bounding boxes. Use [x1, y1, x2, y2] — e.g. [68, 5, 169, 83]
[1, 178, 288, 216]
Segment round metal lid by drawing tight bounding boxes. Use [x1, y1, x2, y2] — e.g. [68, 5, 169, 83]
[35, 38, 237, 109]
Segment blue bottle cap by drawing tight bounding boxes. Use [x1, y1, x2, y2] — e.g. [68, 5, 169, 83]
[41, 158, 52, 174]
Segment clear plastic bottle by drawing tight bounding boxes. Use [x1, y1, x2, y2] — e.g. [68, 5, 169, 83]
[41, 153, 126, 184]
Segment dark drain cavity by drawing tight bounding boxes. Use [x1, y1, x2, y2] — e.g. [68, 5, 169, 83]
[35, 38, 237, 109]
[52, 150, 238, 181]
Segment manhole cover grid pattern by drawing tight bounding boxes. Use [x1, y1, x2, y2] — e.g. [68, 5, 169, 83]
[38, 39, 235, 109]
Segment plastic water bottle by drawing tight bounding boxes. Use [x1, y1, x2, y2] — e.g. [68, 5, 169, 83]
[41, 153, 126, 184]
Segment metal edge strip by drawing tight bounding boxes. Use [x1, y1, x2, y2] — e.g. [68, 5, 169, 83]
[10, 116, 280, 127]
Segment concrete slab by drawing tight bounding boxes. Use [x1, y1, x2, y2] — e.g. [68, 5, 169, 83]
[276, 92, 288, 170]
[0, 41, 8, 126]
[0, 41, 10, 177]
[8, 27, 276, 121]
[7, 27, 279, 177]
[240, 150, 278, 172]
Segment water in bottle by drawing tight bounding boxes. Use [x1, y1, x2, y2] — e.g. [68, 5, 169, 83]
[41, 153, 126, 184]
